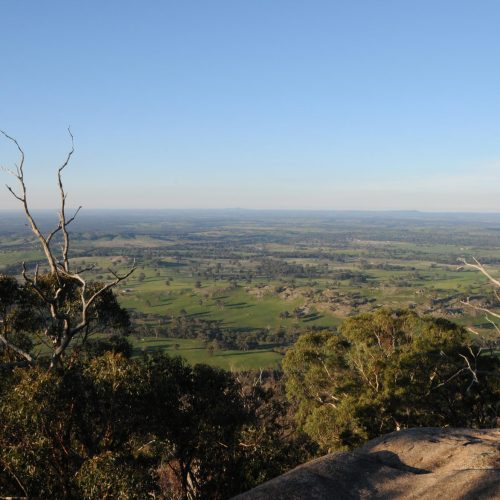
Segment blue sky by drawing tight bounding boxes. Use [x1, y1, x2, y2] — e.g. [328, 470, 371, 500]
[1, 1, 500, 210]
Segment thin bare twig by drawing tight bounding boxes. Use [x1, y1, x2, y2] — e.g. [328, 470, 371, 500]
[458, 257, 500, 288]
[0, 334, 33, 363]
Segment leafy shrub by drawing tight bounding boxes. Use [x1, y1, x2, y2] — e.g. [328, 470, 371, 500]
[283, 309, 499, 452]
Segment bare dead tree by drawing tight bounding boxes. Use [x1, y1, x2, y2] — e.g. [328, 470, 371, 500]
[1, 129, 135, 368]
[453, 257, 500, 388]
[458, 257, 500, 330]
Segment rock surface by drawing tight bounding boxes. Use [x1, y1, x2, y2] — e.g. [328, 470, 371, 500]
[235, 428, 500, 499]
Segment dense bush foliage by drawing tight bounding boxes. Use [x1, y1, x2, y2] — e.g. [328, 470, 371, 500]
[0, 353, 311, 498]
[0, 275, 41, 363]
[283, 309, 499, 452]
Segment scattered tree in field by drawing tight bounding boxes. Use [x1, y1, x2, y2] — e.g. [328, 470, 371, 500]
[279, 310, 291, 320]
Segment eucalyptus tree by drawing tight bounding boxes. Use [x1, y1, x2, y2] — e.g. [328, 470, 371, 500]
[283, 309, 499, 452]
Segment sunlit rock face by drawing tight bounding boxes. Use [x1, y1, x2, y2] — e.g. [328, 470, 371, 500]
[234, 427, 500, 500]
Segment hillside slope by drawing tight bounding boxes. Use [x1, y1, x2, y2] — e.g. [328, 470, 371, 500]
[235, 428, 500, 499]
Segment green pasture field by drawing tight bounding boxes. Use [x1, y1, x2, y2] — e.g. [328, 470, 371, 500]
[2, 210, 500, 369]
[0, 249, 44, 268]
[118, 272, 340, 329]
[131, 337, 283, 370]
[32, 335, 283, 370]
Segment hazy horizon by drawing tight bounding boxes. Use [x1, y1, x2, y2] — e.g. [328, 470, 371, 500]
[4, 207, 500, 218]
[1, 1, 500, 211]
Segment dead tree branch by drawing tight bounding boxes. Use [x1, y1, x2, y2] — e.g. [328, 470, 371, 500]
[1, 130, 136, 369]
[458, 257, 500, 288]
[0, 334, 34, 364]
[456, 256, 500, 387]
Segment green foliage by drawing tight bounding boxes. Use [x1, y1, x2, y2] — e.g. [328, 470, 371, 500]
[75, 452, 154, 500]
[233, 372, 317, 487]
[283, 309, 499, 452]
[0, 275, 38, 362]
[79, 335, 133, 358]
[0, 353, 306, 498]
